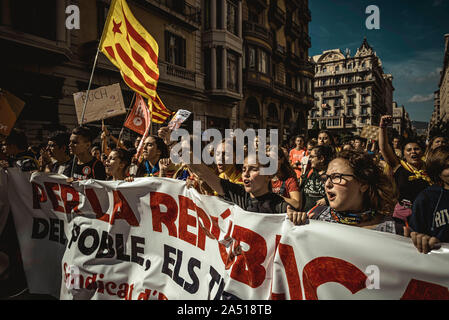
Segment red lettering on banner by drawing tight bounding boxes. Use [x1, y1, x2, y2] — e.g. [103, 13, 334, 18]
[278, 243, 303, 300]
[109, 190, 139, 226]
[229, 225, 267, 288]
[60, 184, 80, 214]
[85, 189, 139, 226]
[400, 279, 449, 300]
[150, 191, 178, 236]
[178, 195, 197, 247]
[32, 182, 47, 209]
[85, 188, 108, 220]
[302, 257, 367, 300]
[44, 182, 65, 213]
[196, 206, 212, 250]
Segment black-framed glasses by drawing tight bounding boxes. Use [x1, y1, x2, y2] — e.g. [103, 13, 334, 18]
[320, 173, 355, 184]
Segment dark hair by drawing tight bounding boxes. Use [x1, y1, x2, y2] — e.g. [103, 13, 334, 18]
[306, 138, 317, 148]
[149, 135, 169, 159]
[336, 150, 397, 214]
[318, 130, 336, 147]
[112, 148, 132, 168]
[402, 138, 423, 153]
[312, 144, 335, 168]
[353, 136, 366, 144]
[5, 128, 28, 150]
[426, 145, 449, 184]
[48, 131, 70, 148]
[72, 126, 93, 143]
[277, 148, 297, 179]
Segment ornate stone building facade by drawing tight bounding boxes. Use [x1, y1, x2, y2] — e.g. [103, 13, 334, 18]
[0, 0, 313, 145]
[308, 38, 394, 136]
[238, 0, 315, 141]
[430, 34, 449, 130]
[392, 101, 413, 138]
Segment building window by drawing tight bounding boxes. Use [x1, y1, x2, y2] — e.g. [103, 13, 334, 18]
[227, 51, 238, 92]
[204, 0, 211, 30]
[11, 0, 57, 40]
[248, 47, 256, 69]
[297, 77, 302, 92]
[165, 31, 186, 67]
[248, 10, 259, 24]
[226, 0, 238, 35]
[323, 67, 327, 72]
[258, 50, 268, 74]
[335, 66, 340, 72]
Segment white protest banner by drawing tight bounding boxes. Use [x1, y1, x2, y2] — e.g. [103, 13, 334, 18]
[271, 220, 449, 300]
[73, 83, 126, 124]
[5, 169, 449, 300]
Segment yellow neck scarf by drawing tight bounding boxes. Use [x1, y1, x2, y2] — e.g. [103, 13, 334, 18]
[400, 160, 432, 185]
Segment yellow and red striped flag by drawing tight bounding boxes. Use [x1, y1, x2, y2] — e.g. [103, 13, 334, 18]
[149, 94, 173, 124]
[99, 0, 159, 99]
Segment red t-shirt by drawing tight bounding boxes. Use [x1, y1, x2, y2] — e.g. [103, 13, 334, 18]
[289, 148, 306, 178]
[271, 177, 299, 198]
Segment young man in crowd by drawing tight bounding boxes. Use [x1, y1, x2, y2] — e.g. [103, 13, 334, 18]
[68, 126, 106, 181]
[39, 131, 73, 176]
[353, 136, 367, 152]
[289, 135, 306, 179]
[0, 128, 38, 171]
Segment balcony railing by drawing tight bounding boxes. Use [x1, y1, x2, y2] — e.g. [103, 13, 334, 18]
[268, 3, 286, 28]
[243, 21, 272, 45]
[286, 18, 301, 39]
[148, 0, 201, 28]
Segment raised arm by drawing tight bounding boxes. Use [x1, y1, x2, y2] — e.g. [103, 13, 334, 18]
[378, 115, 400, 170]
[187, 162, 224, 196]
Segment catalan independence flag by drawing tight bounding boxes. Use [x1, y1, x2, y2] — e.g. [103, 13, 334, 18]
[100, 0, 159, 100]
[150, 94, 173, 124]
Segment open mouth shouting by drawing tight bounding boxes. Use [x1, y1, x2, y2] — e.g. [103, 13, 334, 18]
[326, 190, 336, 202]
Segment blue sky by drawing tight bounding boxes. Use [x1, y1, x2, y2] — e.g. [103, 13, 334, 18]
[308, 0, 449, 122]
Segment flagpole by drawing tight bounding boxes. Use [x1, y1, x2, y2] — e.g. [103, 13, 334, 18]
[70, 0, 114, 178]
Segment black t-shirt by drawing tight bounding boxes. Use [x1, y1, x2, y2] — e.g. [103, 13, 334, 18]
[394, 166, 430, 205]
[72, 158, 106, 180]
[220, 179, 288, 214]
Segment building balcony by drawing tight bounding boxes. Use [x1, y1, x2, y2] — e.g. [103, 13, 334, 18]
[245, 69, 272, 90]
[243, 21, 272, 47]
[273, 43, 286, 60]
[323, 91, 343, 98]
[159, 60, 204, 91]
[146, 0, 201, 31]
[346, 90, 356, 96]
[246, 0, 268, 12]
[300, 7, 312, 22]
[268, 3, 286, 29]
[285, 18, 302, 39]
[301, 32, 311, 48]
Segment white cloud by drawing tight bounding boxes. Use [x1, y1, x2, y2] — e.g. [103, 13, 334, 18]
[408, 93, 434, 103]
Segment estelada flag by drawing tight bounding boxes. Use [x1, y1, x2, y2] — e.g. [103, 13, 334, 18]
[0, 90, 25, 136]
[99, 0, 159, 100]
[123, 94, 151, 135]
[149, 94, 173, 124]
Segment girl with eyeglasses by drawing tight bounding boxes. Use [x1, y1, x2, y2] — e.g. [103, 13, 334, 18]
[305, 150, 405, 235]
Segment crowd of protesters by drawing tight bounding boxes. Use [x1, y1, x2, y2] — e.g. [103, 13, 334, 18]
[1, 115, 449, 299]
